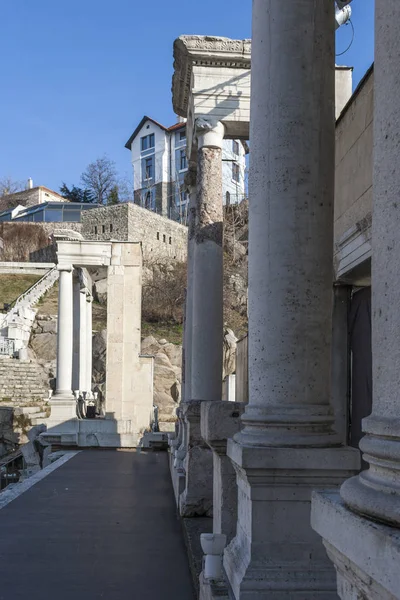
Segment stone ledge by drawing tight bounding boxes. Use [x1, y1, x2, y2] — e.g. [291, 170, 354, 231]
[227, 440, 360, 472]
[311, 490, 400, 599]
[181, 516, 213, 597]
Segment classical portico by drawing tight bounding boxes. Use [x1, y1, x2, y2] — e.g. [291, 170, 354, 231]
[45, 233, 154, 448]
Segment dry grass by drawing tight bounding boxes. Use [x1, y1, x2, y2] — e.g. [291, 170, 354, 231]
[30, 277, 183, 342]
[0, 274, 41, 309]
[141, 321, 183, 345]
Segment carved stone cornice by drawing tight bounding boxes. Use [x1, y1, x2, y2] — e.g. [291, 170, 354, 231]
[172, 36, 251, 118]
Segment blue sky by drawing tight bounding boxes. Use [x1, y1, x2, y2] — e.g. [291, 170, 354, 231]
[0, 0, 374, 193]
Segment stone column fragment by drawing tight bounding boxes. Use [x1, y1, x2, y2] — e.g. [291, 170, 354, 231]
[183, 168, 197, 402]
[191, 118, 224, 403]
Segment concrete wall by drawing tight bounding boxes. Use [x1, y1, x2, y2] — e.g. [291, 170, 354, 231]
[82, 202, 187, 262]
[334, 68, 373, 247]
[335, 66, 353, 120]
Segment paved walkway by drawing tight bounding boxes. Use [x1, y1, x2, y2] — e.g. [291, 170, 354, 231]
[0, 450, 195, 600]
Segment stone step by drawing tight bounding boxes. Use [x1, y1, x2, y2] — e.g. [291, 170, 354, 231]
[14, 406, 44, 415]
[0, 388, 47, 393]
[30, 412, 49, 422]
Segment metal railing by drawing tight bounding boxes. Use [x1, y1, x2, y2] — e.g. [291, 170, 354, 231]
[0, 337, 15, 356]
[0, 453, 25, 492]
[0, 265, 58, 331]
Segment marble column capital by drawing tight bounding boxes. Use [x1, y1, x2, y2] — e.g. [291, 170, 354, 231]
[57, 264, 73, 273]
[195, 117, 225, 150]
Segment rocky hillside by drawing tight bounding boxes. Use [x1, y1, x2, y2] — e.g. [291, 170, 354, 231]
[29, 316, 238, 431]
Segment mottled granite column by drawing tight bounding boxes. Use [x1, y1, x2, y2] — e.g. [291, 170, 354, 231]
[191, 119, 224, 403]
[179, 119, 225, 517]
[183, 168, 197, 402]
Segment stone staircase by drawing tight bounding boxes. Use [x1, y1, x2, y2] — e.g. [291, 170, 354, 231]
[0, 358, 49, 405]
[0, 358, 50, 445]
[0, 265, 59, 353]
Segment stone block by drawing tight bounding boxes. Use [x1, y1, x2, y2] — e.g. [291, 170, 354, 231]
[201, 401, 244, 452]
[311, 491, 400, 600]
[27, 424, 47, 443]
[21, 441, 40, 467]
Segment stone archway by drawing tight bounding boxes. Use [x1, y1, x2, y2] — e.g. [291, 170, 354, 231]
[44, 231, 154, 448]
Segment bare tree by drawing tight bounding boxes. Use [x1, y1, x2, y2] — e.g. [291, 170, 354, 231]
[0, 176, 24, 197]
[80, 156, 117, 204]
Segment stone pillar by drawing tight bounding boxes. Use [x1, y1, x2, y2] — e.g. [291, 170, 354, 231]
[191, 119, 224, 402]
[78, 288, 87, 393]
[340, 0, 400, 526]
[224, 1, 359, 597]
[85, 293, 93, 397]
[72, 278, 81, 392]
[47, 264, 77, 434]
[55, 265, 74, 397]
[179, 120, 225, 517]
[183, 170, 197, 402]
[311, 3, 400, 597]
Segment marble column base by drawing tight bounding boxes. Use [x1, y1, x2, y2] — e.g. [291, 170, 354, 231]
[199, 571, 230, 600]
[311, 491, 400, 600]
[179, 400, 213, 517]
[43, 397, 78, 445]
[224, 441, 360, 599]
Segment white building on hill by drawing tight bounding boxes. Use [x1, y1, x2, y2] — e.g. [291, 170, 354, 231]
[125, 116, 247, 222]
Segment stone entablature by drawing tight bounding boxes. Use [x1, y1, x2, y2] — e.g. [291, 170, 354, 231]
[81, 202, 187, 262]
[173, 35, 353, 160]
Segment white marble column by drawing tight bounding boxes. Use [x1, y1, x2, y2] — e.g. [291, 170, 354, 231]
[78, 288, 87, 393]
[72, 278, 81, 392]
[179, 120, 224, 517]
[55, 265, 74, 397]
[311, 4, 400, 598]
[47, 263, 77, 432]
[85, 293, 93, 398]
[224, 1, 359, 597]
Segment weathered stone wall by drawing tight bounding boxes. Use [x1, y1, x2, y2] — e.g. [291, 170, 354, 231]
[82, 202, 187, 261]
[29, 223, 83, 262]
[334, 68, 373, 245]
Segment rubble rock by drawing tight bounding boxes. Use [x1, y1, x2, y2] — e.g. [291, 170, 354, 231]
[30, 332, 57, 362]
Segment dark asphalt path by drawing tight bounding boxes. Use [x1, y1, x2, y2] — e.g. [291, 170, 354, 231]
[0, 450, 195, 600]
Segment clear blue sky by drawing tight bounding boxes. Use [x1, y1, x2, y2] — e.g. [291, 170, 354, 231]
[0, 0, 374, 193]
